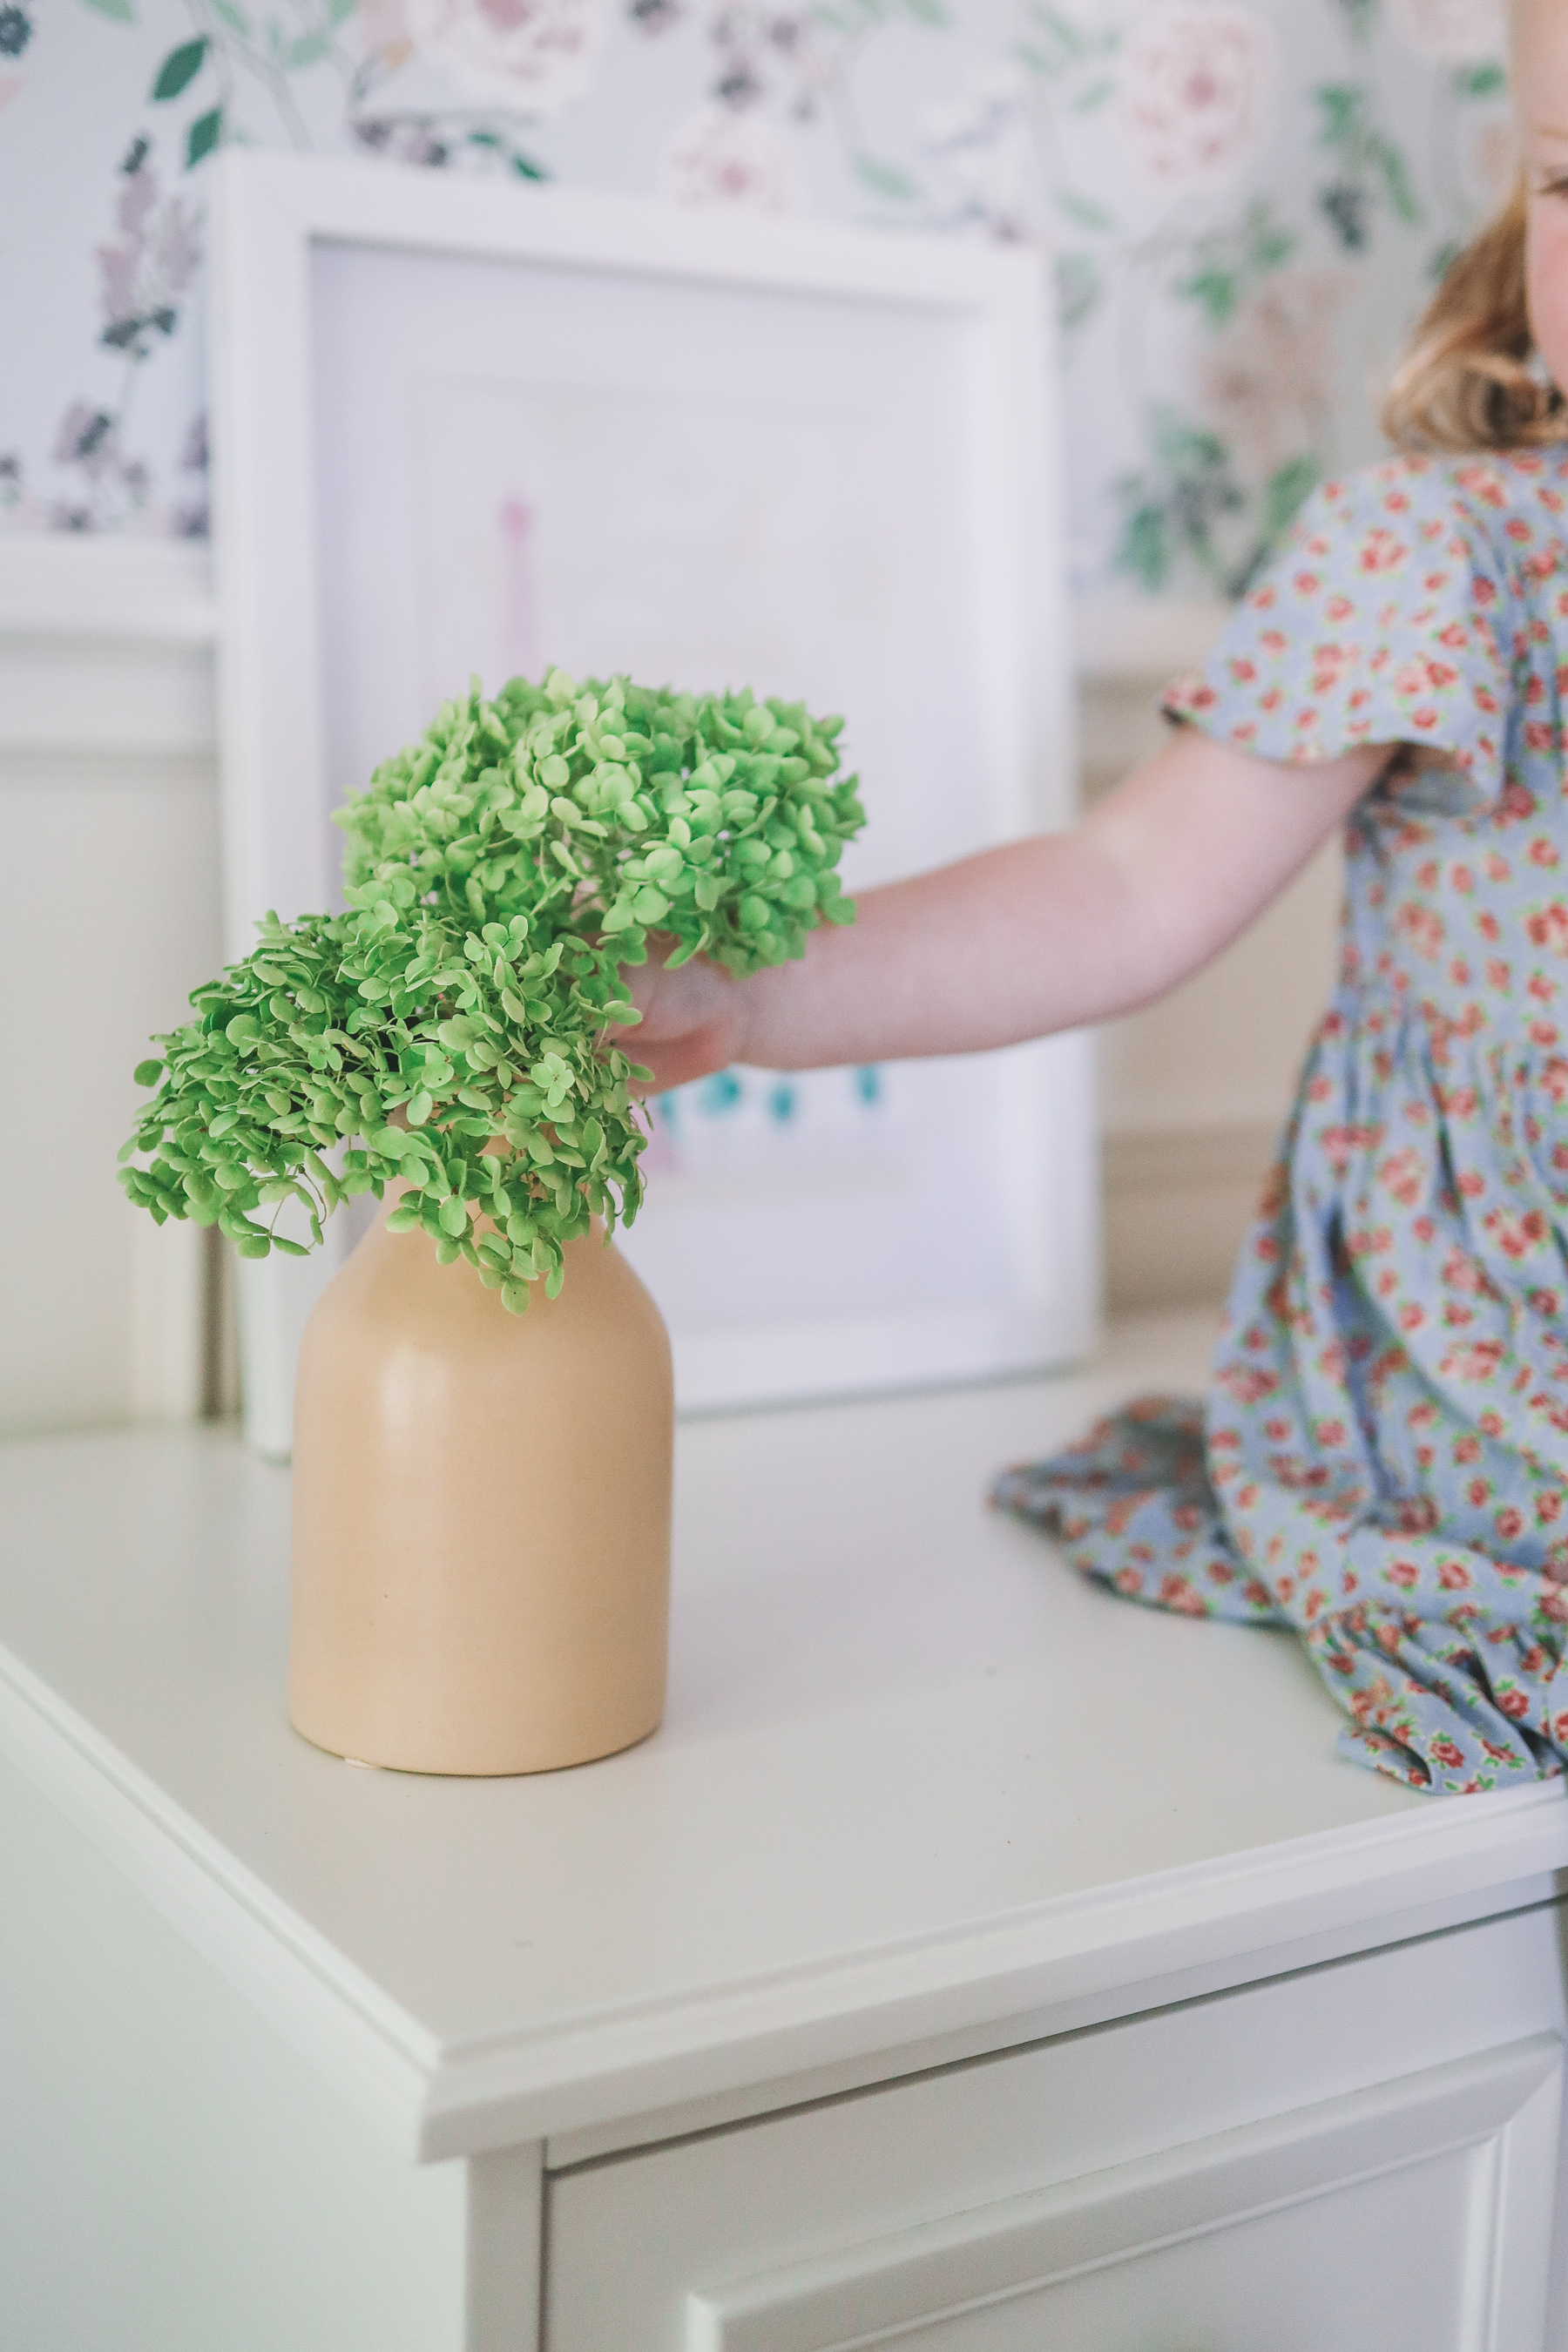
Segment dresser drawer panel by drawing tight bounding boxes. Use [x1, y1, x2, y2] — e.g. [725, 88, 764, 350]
[545, 1905, 1568, 2352]
[685, 2038, 1559, 2352]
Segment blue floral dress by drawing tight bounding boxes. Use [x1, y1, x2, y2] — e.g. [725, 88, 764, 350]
[996, 448, 1568, 1794]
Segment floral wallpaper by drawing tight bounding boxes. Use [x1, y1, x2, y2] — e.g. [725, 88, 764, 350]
[0, 0, 1510, 597]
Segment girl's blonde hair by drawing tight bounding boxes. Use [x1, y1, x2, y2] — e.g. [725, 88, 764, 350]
[1383, 176, 1568, 452]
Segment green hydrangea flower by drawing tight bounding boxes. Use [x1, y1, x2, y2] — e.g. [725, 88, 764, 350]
[118, 669, 864, 1309]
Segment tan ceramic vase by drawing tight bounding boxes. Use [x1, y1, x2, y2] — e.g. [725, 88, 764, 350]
[288, 1196, 673, 1776]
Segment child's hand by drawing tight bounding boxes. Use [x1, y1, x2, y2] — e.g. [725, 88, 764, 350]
[614, 943, 751, 1092]
[614, 730, 1386, 1087]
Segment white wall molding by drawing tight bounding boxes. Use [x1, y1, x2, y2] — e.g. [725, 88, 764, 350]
[1073, 594, 1231, 683]
[0, 533, 215, 643]
[0, 539, 1227, 686]
[0, 536, 220, 1436]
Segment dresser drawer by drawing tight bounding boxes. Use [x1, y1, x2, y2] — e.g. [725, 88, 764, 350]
[545, 1906, 1568, 2350]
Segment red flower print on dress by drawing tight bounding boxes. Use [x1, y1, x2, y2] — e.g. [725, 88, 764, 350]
[1441, 1339, 1505, 1381]
[1159, 1573, 1207, 1616]
[1484, 1208, 1550, 1259]
[1392, 657, 1459, 697]
[1527, 907, 1568, 956]
[1359, 528, 1408, 573]
[1395, 902, 1444, 959]
[1378, 1146, 1425, 1206]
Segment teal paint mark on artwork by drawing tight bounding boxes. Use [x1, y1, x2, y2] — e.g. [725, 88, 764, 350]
[699, 1071, 744, 1119]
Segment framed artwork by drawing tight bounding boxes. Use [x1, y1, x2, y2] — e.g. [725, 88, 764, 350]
[208, 150, 1096, 1448]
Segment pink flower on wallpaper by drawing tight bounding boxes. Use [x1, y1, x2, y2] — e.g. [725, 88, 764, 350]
[659, 105, 799, 213]
[1197, 271, 1348, 475]
[498, 496, 539, 679]
[1391, 0, 1505, 61]
[1121, 3, 1269, 186]
[405, 0, 605, 113]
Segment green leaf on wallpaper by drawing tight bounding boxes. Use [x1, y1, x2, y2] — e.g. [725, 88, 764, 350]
[327, 0, 360, 20]
[510, 152, 548, 182]
[1117, 503, 1171, 596]
[79, 0, 136, 19]
[1369, 132, 1421, 225]
[211, 0, 253, 27]
[1179, 267, 1240, 330]
[1057, 252, 1101, 333]
[1055, 186, 1116, 233]
[1015, 2, 1117, 78]
[1262, 454, 1320, 545]
[899, 0, 948, 24]
[853, 153, 920, 201]
[152, 36, 207, 98]
[287, 27, 330, 65]
[1335, 0, 1379, 43]
[1071, 77, 1113, 114]
[1113, 410, 1247, 598]
[1174, 202, 1295, 330]
[1454, 59, 1507, 100]
[186, 105, 223, 166]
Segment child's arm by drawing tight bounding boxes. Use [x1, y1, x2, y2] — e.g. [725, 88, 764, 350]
[622, 729, 1389, 1090]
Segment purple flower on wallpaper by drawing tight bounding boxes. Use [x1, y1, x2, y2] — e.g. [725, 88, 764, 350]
[52, 403, 121, 483]
[403, 0, 608, 112]
[659, 101, 798, 210]
[97, 139, 199, 361]
[1122, 3, 1270, 186]
[48, 403, 150, 531]
[0, 6, 32, 59]
[920, 66, 1036, 241]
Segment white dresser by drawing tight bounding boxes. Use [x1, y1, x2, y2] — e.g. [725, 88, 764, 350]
[3, 1312, 1568, 2351]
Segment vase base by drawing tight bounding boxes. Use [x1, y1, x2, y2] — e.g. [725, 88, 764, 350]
[287, 1708, 665, 1780]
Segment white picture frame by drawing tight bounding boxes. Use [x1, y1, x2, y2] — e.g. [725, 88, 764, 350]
[207, 149, 1098, 1452]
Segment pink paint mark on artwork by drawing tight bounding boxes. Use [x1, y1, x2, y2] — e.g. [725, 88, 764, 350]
[637, 1098, 683, 1180]
[499, 495, 539, 680]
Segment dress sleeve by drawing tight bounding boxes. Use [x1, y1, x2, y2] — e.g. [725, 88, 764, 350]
[1162, 458, 1513, 800]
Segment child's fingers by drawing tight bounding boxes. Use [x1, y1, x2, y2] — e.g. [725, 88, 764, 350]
[625, 1019, 740, 1095]
[612, 938, 745, 1091]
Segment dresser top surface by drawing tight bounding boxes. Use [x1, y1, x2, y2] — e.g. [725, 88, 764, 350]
[3, 1309, 1563, 2159]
